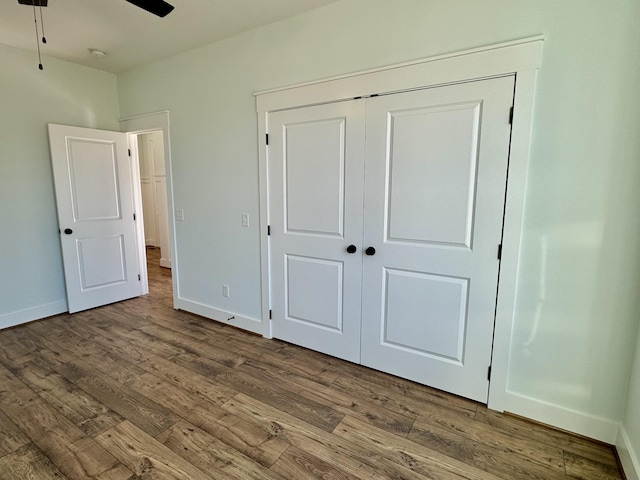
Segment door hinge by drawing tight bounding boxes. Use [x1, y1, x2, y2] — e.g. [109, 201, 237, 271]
[128, 148, 131, 156]
[497, 244, 503, 260]
[265, 133, 269, 145]
[269, 309, 272, 319]
[488, 366, 492, 381]
[267, 225, 271, 236]
[138, 274, 141, 281]
[133, 213, 136, 221]
[509, 106, 514, 125]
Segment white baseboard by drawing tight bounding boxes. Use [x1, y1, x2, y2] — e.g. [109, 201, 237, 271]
[159, 258, 171, 268]
[618, 426, 640, 480]
[504, 391, 619, 444]
[0, 300, 67, 330]
[175, 297, 262, 335]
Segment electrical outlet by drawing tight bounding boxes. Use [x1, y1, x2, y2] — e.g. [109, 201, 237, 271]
[175, 209, 184, 221]
[242, 212, 249, 227]
[222, 284, 230, 298]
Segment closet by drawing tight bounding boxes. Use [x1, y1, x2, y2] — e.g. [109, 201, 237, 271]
[138, 131, 171, 269]
[257, 38, 542, 404]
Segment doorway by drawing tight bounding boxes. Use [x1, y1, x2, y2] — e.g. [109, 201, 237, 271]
[120, 111, 179, 306]
[256, 37, 543, 410]
[131, 130, 172, 302]
[48, 112, 177, 313]
[133, 130, 171, 267]
[267, 76, 514, 403]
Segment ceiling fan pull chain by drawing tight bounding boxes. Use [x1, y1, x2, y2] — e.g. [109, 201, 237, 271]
[39, 5, 46, 43]
[32, 6, 43, 70]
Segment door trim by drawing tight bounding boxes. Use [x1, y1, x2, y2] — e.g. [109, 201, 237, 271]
[256, 36, 543, 411]
[119, 111, 179, 307]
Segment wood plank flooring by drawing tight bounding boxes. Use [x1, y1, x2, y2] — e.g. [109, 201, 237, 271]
[0, 248, 623, 479]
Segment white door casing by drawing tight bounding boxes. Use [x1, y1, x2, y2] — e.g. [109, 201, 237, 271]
[49, 124, 142, 313]
[269, 100, 366, 363]
[257, 37, 542, 409]
[360, 77, 515, 402]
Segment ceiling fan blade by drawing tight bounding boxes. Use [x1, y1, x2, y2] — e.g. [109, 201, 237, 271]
[17, 0, 48, 6]
[125, 0, 174, 17]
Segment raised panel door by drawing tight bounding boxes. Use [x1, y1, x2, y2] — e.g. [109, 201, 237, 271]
[49, 124, 141, 313]
[360, 77, 514, 402]
[268, 101, 366, 362]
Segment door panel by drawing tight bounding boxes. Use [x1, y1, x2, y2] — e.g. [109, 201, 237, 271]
[68, 139, 122, 220]
[285, 118, 345, 236]
[269, 101, 366, 363]
[49, 124, 141, 313]
[77, 236, 128, 289]
[286, 255, 343, 331]
[383, 268, 468, 362]
[361, 77, 514, 402]
[386, 101, 480, 247]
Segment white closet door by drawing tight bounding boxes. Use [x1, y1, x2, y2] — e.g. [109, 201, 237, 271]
[360, 77, 515, 402]
[269, 100, 366, 363]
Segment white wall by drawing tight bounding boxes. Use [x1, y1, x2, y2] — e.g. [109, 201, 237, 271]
[116, 0, 640, 443]
[0, 0, 634, 452]
[0, 43, 120, 327]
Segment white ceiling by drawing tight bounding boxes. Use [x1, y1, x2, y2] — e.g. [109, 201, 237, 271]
[0, 0, 340, 73]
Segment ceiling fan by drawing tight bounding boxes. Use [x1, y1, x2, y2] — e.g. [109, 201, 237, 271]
[18, 0, 175, 69]
[17, 0, 175, 18]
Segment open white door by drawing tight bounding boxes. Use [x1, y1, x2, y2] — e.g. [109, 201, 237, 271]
[49, 124, 142, 313]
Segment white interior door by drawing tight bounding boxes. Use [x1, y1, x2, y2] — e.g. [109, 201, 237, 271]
[269, 100, 366, 363]
[138, 134, 158, 247]
[49, 124, 142, 313]
[148, 131, 171, 269]
[360, 77, 514, 402]
[137, 130, 171, 268]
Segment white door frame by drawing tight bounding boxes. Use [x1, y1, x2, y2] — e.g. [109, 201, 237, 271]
[256, 36, 543, 411]
[119, 111, 179, 306]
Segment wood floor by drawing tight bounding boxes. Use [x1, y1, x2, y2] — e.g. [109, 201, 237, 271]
[0, 249, 623, 479]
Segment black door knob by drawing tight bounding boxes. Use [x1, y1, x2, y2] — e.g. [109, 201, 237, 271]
[365, 246, 376, 256]
[346, 244, 357, 254]
[64, 228, 73, 235]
